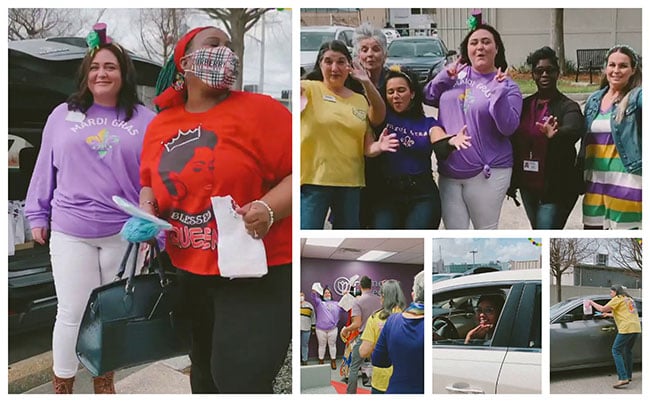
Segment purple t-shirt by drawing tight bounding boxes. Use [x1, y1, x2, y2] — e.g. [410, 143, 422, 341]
[351, 290, 381, 332]
[25, 103, 156, 238]
[381, 110, 440, 177]
[424, 66, 522, 179]
[311, 292, 343, 331]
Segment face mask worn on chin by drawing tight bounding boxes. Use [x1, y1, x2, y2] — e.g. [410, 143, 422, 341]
[185, 46, 240, 90]
[324, 297, 331, 301]
[300, 296, 305, 302]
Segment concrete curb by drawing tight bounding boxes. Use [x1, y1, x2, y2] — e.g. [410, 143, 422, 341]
[8, 351, 53, 394]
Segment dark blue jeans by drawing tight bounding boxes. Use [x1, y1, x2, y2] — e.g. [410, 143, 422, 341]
[520, 188, 575, 229]
[300, 184, 360, 229]
[612, 332, 638, 381]
[372, 174, 441, 229]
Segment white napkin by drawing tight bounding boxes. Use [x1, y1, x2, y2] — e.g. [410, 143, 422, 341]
[338, 293, 356, 312]
[312, 282, 323, 296]
[211, 195, 268, 279]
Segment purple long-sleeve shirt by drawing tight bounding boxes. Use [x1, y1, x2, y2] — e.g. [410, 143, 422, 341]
[311, 292, 343, 331]
[424, 66, 522, 179]
[25, 103, 155, 238]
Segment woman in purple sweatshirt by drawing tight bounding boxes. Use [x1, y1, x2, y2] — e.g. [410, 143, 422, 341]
[424, 21, 522, 229]
[312, 287, 344, 368]
[24, 24, 155, 393]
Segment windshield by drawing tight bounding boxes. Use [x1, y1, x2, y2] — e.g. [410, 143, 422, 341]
[388, 40, 444, 58]
[301, 31, 335, 51]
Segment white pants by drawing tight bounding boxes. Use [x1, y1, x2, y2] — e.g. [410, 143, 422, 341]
[439, 168, 512, 230]
[315, 327, 338, 360]
[50, 231, 137, 378]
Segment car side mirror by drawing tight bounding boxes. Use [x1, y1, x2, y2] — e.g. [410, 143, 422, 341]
[557, 314, 574, 323]
[447, 50, 457, 57]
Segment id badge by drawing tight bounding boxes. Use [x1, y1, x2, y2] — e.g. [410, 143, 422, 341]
[65, 111, 86, 122]
[323, 94, 336, 103]
[523, 160, 539, 172]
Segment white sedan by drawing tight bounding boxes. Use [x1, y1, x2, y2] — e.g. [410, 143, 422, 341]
[433, 270, 541, 394]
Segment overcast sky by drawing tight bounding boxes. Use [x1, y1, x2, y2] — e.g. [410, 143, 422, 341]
[88, 8, 291, 98]
[433, 238, 542, 264]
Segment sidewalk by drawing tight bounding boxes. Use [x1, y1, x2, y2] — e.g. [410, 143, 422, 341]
[14, 343, 292, 394]
[23, 355, 191, 394]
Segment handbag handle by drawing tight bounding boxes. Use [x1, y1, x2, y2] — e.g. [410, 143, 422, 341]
[124, 242, 170, 294]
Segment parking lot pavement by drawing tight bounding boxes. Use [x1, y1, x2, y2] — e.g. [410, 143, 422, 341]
[550, 365, 642, 394]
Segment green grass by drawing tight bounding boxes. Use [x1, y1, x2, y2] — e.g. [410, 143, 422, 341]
[514, 78, 599, 95]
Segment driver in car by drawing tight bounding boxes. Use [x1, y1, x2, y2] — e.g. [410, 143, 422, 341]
[464, 295, 505, 344]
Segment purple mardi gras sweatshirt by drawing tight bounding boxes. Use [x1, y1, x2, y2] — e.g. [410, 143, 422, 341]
[424, 66, 522, 179]
[25, 103, 155, 238]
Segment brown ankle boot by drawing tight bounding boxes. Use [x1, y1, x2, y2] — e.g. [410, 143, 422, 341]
[93, 371, 116, 394]
[318, 359, 325, 365]
[53, 374, 75, 394]
[330, 359, 337, 369]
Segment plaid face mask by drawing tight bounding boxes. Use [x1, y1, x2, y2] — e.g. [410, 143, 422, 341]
[185, 46, 239, 90]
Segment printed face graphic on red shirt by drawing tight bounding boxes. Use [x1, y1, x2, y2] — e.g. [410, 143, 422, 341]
[159, 126, 218, 252]
[159, 126, 217, 202]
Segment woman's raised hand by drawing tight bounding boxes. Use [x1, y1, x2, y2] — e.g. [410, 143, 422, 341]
[349, 59, 371, 84]
[447, 59, 467, 80]
[536, 115, 559, 138]
[449, 125, 472, 150]
[494, 66, 510, 82]
[378, 128, 400, 152]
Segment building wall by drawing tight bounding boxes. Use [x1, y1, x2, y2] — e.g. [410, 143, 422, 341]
[550, 285, 642, 305]
[510, 259, 541, 270]
[436, 8, 642, 68]
[573, 265, 642, 289]
[300, 8, 386, 28]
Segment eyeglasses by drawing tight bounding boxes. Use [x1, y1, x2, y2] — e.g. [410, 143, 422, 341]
[533, 67, 558, 76]
[474, 306, 497, 314]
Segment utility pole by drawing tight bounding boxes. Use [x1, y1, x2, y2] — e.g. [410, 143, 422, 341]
[469, 250, 478, 267]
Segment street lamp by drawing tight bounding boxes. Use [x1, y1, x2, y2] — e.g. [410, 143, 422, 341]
[469, 250, 477, 267]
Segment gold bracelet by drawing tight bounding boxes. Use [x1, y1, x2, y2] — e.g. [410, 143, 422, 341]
[252, 199, 274, 229]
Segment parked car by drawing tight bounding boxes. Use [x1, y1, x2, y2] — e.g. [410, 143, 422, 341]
[550, 295, 642, 372]
[300, 25, 355, 76]
[433, 270, 541, 394]
[381, 28, 400, 45]
[8, 36, 161, 336]
[433, 273, 464, 283]
[385, 36, 456, 84]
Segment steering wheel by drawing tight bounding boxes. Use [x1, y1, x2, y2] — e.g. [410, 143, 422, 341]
[433, 316, 460, 340]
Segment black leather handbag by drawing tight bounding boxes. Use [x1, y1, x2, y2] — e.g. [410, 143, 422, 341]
[76, 242, 191, 376]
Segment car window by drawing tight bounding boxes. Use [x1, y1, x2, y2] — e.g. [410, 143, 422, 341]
[337, 31, 349, 47]
[388, 42, 415, 57]
[342, 30, 354, 47]
[301, 31, 335, 51]
[415, 41, 444, 57]
[433, 285, 511, 347]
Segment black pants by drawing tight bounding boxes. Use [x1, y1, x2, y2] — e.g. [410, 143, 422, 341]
[178, 264, 291, 393]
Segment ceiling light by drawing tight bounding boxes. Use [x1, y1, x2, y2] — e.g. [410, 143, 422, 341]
[305, 238, 345, 247]
[357, 250, 396, 261]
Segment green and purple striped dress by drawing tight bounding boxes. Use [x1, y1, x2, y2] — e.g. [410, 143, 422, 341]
[583, 109, 642, 229]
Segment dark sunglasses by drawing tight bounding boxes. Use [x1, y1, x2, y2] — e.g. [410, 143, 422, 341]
[533, 67, 558, 75]
[474, 306, 497, 314]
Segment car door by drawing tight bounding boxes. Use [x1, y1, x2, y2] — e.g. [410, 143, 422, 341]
[433, 281, 541, 394]
[494, 283, 541, 393]
[550, 297, 616, 370]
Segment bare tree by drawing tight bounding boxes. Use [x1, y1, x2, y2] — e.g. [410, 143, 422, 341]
[608, 238, 642, 278]
[138, 8, 192, 64]
[8, 8, 104, 40]
[550, 238, 598, 302]
[200, 8, 273, 89]
[550, 9, 566, 75]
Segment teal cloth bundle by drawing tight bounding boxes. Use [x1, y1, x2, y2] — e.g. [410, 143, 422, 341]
[120, 217, 162, 243]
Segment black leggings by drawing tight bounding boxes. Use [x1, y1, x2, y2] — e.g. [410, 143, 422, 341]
[178, 265, 291, 393]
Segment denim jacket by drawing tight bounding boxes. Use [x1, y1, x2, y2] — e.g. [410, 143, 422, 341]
[580, 86, 642, 174]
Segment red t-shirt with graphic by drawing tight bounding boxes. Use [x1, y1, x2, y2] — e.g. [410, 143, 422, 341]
[140, 91, 291, 275]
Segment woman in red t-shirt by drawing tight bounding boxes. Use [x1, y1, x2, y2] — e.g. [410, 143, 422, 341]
[139, 26, 291, 394]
